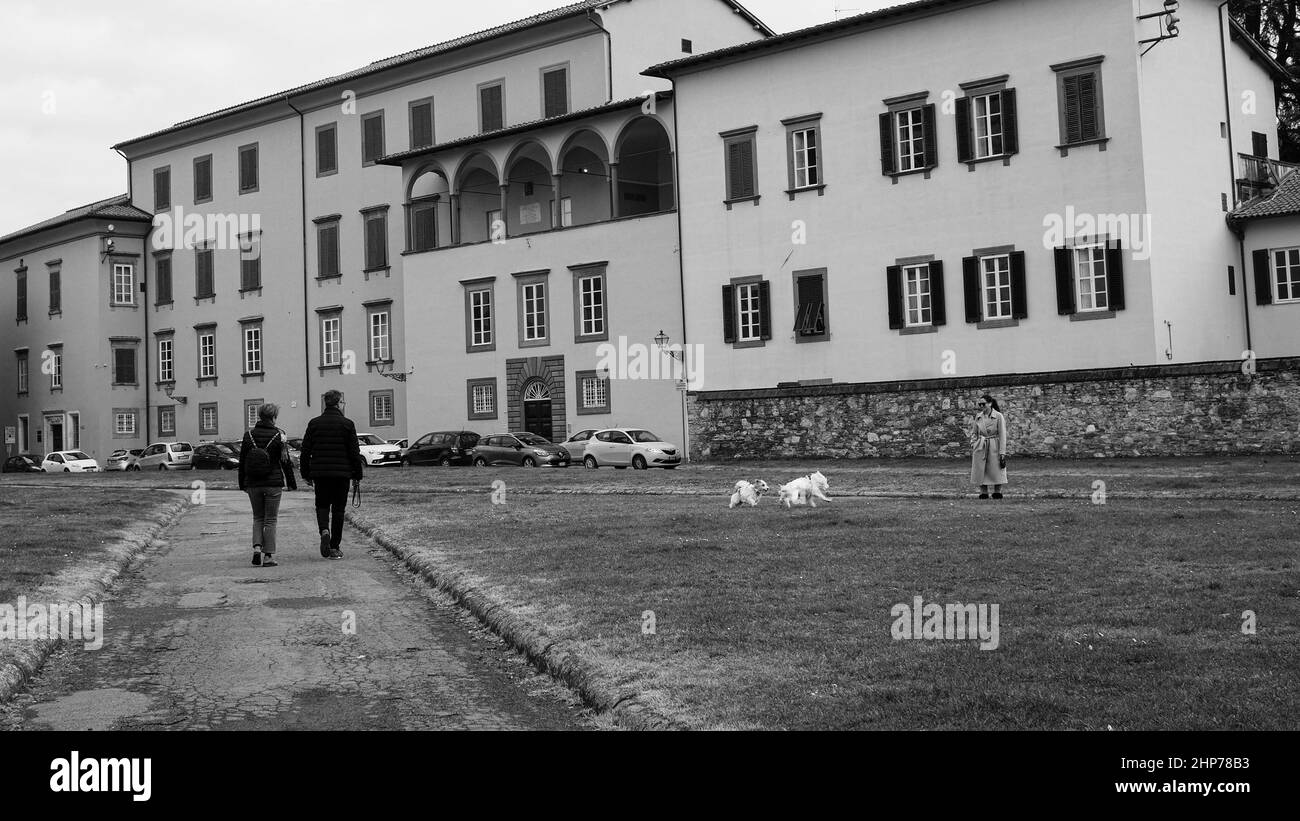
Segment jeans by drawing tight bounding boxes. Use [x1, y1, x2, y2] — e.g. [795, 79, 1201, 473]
[247, 487, 283, 554]
[313, 478, 351, 550]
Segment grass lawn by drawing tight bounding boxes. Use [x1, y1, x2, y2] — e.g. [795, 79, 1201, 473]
[357, 491, 1300, 730]
[0, 487, 178, 602]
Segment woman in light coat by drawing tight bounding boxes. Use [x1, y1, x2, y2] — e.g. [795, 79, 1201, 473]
[970, 393, 1008, 499]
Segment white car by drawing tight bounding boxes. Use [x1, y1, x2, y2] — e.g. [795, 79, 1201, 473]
[136, 441, 194, 471]
[357, 434, 403, 466]
[581, 429, 682, 470]
[41, 451, 100, 473]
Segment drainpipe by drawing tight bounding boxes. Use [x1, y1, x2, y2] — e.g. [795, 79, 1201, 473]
[286, 97, 313, 410]
[1220, 0, 1254, 353]
[586, 9, 614, 103]
[668, 82, 690, 461]
[117, 147, 152, 444]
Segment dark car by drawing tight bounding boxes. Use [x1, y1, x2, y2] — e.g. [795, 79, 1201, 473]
[2, 454, 42, 473]
[470, 433, 569, 468]
[403, 431, 480, 466]
[192, 442, 241, 470]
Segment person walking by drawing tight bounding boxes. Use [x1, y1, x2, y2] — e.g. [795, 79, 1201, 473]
[239, 402, 297, 568]
[970, 393, 1008, 500]
[299, 390, 363, 560]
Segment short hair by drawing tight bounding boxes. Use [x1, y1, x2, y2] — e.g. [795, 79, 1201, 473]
[258, 403, 279, 422]
[324, 390, 343, 407]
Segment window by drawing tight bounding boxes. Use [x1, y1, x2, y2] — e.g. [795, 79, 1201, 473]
[369, 390, 395, 427]
[199, 403, 218, 437]
[410, 201, 437, 252]
[682, 38, 693, 53]
[981, 256, 1012, 320]
[158, 406, 176, 437]
[1074, 245, 1107, 311]
[316, 218, 340, 278]
[240, 235, 261, 291]
[316, 123, 338, 176]
[49, 345, 62, 389]
[368, 306, 390, 362]
[363, 209, 388, 271]
[154, 253, 173, 305]
[320, 313, 342, 367]
[1258, 247, 1300, 304]
[15, 350, 27, 395]
[362, 111, 385, 166]
[409, 99, 434, 150]
[114, 411, 137, 436]
[904, 266, 932, 327]
[792, 269, 829, 342]
[15, 269, 26, 321]
[487, 209, 504, 240]
[238, 143, 259, 193]
[956, 81, 1019, 163]
[195, 248, 215, 298]
[48, 265, 60, 314]
[112, 264, 135, 305]
[576, 370, 611, 415]
[197, 328, 216, 379]
[962, 249, 1027, 325]
[464, 281, 495, 351]
[542, 66, 569, 119]
[516, 274, 549, 347]
[783, 115, 823, 194]
[112, 345, 137, 386]
[1054, 241, 1125, 316]
[242, 323, 263, 375]
[157, 336, 174, 382]
[467, 378, 497, 420]
[154, 166, 171, 211]
[896, 108, 926, 171]
[722, 278, 771, 346]
[1053, 57, 1106, 149]
[552, 197, 573, 228]
[194, 155, 213, 203]
[879, 98, 937, 176]
[572, 266, 607, 342]
[721, 127, 758, 202]
[479, 81, 504, 133]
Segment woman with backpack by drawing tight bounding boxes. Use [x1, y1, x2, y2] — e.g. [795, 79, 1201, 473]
[239, 402, 297, 567]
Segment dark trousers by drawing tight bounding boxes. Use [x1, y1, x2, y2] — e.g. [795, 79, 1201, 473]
[313, 478, 351, 549]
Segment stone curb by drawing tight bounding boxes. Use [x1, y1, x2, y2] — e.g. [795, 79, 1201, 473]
[0, 496, 191, 705]
[346, 510, 694, 731]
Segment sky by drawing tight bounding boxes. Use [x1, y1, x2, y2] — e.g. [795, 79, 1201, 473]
[0, 0, 898, 235]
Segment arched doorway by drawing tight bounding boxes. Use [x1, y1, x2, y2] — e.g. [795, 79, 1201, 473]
[522, 380, 553, 441]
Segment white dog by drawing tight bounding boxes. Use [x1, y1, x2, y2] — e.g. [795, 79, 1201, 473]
[729, 479, 770, 508]
[778, 471, 832, 508]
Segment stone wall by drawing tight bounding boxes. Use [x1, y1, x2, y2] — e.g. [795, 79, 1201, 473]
[687, 358, 1300, 460]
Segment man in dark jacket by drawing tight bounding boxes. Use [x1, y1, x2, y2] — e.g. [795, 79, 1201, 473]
[299, 390, 363, 559]
[239, 403, 296, 567]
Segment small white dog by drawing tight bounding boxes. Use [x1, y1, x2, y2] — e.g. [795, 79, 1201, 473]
[729, 479, 770, 508]
[779, 471, 832, 508]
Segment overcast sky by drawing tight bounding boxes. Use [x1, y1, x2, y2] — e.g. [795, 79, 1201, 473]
[0, 0, 896, 235]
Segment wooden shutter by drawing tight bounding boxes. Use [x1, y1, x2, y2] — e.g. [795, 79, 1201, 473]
[1252, 131, 1268, 158]
[886, 266, 904, 329]
[366, 217, 386, 269]
[727, 139, 755, 199]
[156, 257, 172, 303]
[930, 261, 947, 326]
[1001, 88, 1019, 155]
[722, 285, 736, 343]
[115, 348, 135, 384]
[16, 273, 25, 320]
[194, 158, 211, 201]
[1105, 240, 1125, 311]
[241, 256, 259, 290]
[411, 102, 433, 149]
[543, 69, 568, 118]
[196, 250, 212, 296]
[962, 257, 981, 323]
[240, 147, 257, 191]
[323, 225, 340, 277]
[1010, 251, 1029, 319]
[414, 205, 436, 251]
[318, 127, 337, 173]
[363, 116, 384, 163]
[480, 85, 503, 132]
[758, 280, 772, 340]
[955, 97, 973, 164]
[922, 104, 939, 169]
[795, 275, 824, 335]
[154, 168, 170, 210]
[1077, 73, 1099, 141]
[1054, 247, 1076, 315]
[1254, 249, 1273, 305]
[879, 113, 896, 176]
[1063, 75, 1083, 144]
[49, 270, 60, 312]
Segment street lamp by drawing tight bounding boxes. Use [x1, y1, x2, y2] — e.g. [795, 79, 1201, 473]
[1138, 0, 1181, 54]
[654, 329, 684, 361]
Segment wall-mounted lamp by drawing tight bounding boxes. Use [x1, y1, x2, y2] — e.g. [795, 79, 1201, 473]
[1138, 1, 1181, 54]
[100, 224, 117, 262]
[654, 329, 685, 362]
[163, 383, 188, 404]
[375, 359, 415, 383]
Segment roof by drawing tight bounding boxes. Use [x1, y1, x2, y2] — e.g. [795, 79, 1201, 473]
[113, 0, 771, 151]
[0, 195, 152, 248]
[645, 0, 977, 78]
[377, 92, 670, 166]
[1231, 168, 1300, 221]
[1229, 17, 1293, 83]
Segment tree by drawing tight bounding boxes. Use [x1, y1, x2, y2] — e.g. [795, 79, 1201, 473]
[1231, 0, 1300, 160]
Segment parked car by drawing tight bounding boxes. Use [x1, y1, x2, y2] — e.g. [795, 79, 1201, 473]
[387, 438, 408, 450]
[561, 429, 599, 461]
[2, 454, 43, 473]
[192, 442, 241, 470]
[104, 448, 144, 472]
[40, 451, 101, 473]
[582, 429, 682, 470]
[470, 433, 569, 468]
[136, 441, 194, 471]
[402, 431, 480, 466]
[356, 434, 403, 467]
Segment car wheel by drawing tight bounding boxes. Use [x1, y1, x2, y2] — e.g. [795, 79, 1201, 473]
[439, 457, 453, 467]
[474, 457, 488, 467]
[521, 456, 537, 468]
[130, 464, 140, 472]
[584, 456, 598, 470]
[64, 467, 71, 473]
[158, 464, 166, 471]
[632, 455, 648, 471]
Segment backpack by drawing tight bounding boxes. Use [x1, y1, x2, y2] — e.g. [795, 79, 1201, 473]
[244, 429, 280, 481]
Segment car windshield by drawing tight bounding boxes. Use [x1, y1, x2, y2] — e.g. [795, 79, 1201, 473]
[66, 452, 91, 461]
[627, 431, 662, 443]
[516, 433, 550, 446]
[358, 435, 387, 445]
[171, 443, 193, 452]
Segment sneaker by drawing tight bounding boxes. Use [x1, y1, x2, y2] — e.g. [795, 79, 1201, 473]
[252, 550, 263, 567]
[978, 493, 989, 500]
[992, 493, 1004, 500]
[327, 549, 343, 560]
[262, 557, 279, 567]
[320, 530, 331, 557]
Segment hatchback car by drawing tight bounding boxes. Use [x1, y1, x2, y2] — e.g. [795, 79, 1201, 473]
[582, 429, 682, 470]
[40, 451, 101, 472]
[136, 441, 194, 471]
[470, 433, 569, 467]
[192, 442, 241, 470]
[561, 429, 599, 461]
[402, 431, 480, 466]
[104, 448, 144, 471]
[2, 454, 43, 473]
[357, 434, 403, 467]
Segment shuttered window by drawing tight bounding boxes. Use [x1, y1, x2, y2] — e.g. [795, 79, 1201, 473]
[411, 203, 436, 251]
[238, 144, 258, 193]
[723, 131, 757, 201]
[957, 88, 1019, 163]
[480, 83, 504, 132]
[793, 271, 827, 340]
[880, 103, 938, 175]
[409, 101, 434, 150]
[113, 348, 136, 386]
[724, 279, 771, 345]
[317, 124, 338, 175]
[363, 212, 388, 270]
[542, 67, 568, 119]
[193, 156, 212, 203]
[240, 237, 261, 290]
[362, 113, 385, 165]
[49, 268, 60, 313]
[154, 166, 171, 211]
[155, 255, 173, 305]
[317, 222, 340, 278]
[15, 270, 26, 321]
[1053, 58, 1106, 147]
[195, 248, 215, 298]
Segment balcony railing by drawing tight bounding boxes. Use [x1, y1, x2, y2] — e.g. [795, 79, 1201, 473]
[1237, 153, 1300, 202]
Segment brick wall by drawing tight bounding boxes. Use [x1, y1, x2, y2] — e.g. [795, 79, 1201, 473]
[687, 358, 1300, 459]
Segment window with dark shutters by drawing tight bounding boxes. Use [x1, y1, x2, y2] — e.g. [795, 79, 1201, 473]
[962, 257, 982, 323]
[155, 256, 173, 304]
[318, 224, 340, 278]
[480, 84, 503, 132]
[362, 114, 384, 164]
[241, 248, 261, 291]
[15, 271, 26, 321]
[794, 273, 826, 338]
[154, 167, 170, 211]
[1054, 247, 1076, 315]
[726, 137, 756, 200]
[410, 102, 433, 149]
[1010, 251, 1028, 319]
[1063, 72, 1100, 144]
[196, 249, 214, 298]
[1254, 249, 1273, 305]
[543, 69, 568, 119]
[887, 266, 905, 329]
[412, 204, 436, 251]
[1252, 131, 1268, 158]
[365, 215, 387, 270]
[194, 157, 212, 203]
[49, 270, 60, 313]
[114, 348, 136, 385]
[239, 145, 258, 192]
[722, 285, 736, 343]
[317, 126, 337, 175]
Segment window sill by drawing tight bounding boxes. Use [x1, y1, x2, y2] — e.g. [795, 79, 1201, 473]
[50, 387, 63, 394]
[154, 301, 174, 309]
[795, 333, 830, 344]
[724, 195, 761, 210]
[194, 296, 216, 305]
[239, 287, 263, 297]
[976, 318, 1020, 330]
[239, 187, 259, 196]
[468, 414, 498, 422]
[1056, 137, 1110, 156]
[194, 196, 212, 206]
[1069, 310, 1116, 322]
[888, 166, 936, 184]
[110, 303, 140, 310]
[732, 338, 767, 349]
[319, 365, 342, 375]
[964, 154, 1014, 171]
[316, 274, 342, 282]
[363, 266, 391, 281]
[155, 381, 176, 390]
[316, 168, 338, 179]
[242, 372, 266, 383]
[364, 360, 395, 373]
[785, 185, 826, 200]
[900, 324, 938, 336]
[576, 406, 613, 416]
[519, 338, 551, 349]
[15, 317, 28, 325]
[48, 310, 62, 318]
[112, 382, 140, 388]
[16, 391, 28, 398]
[466, 344, 496, 354]
[196, 377, 218, 387]
[574, 332, 610, 345]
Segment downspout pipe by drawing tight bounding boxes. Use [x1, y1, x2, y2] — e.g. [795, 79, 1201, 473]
[117, 146, 152, 444]
[1220, 0, 1254, 353]
[668, 82, 690, 461]
[285, 97, 313, 410]
[586, 9, 614, 103]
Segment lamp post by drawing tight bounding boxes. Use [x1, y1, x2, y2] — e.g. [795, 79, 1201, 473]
[653, 330, 690, 463]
